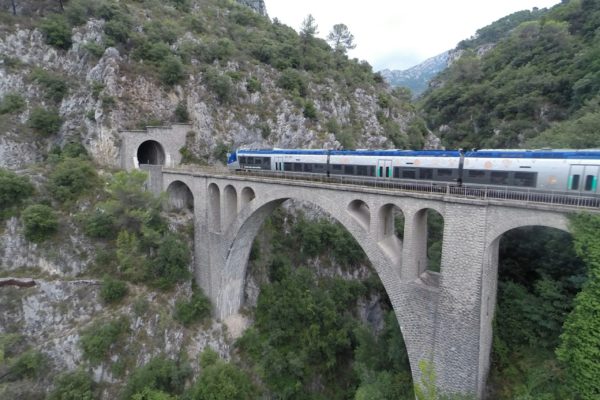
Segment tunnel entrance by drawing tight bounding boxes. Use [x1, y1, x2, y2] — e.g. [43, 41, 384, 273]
[137, 140, 166, 165]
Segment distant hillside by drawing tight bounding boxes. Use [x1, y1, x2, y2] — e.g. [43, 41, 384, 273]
[419, 0, 600, 150]
[379, 51, 449, 97]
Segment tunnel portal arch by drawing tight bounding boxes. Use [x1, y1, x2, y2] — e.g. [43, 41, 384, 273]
[137, 140, 166, 165]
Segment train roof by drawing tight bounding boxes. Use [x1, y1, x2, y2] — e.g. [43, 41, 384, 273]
[236, 148, 600, 159]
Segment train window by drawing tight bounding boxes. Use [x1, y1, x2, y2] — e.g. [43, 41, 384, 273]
[491, 171, 509, 185]
[514, 172, 537, 187]
[239, 156, 246, 164]
[419, 168, 433, 180]
[356, 165, 368, 176]
[344, 165, 355, 175]
[369, 166, 375, 176]
[394, 167, 401, 178]
[437, 169, 453, 179]
[284, 163, 293, 171]
[313, 163, 325, 171]
[584, 175, 596, 191]
[294, 163, 303, 172]
[262, 157, 271, 165]
[402, 169, 416, 179]
[331, 165, 342, 174]
[570, 174, 580, 190]
[468, 170, 486, 178]
[303, 164, 312, 172]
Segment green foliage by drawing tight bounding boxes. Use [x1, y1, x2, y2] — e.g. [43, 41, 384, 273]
[40, 14, 73, 50]
[0, 168, 34, 218]
[174, 287, 211, 326]
[48, 370, 95, 400]
[414, 360, 437, 400]
[31, 68, 69, 103]
[159, 56, 186, 86]
[147, 232, 191, 289]
[83, 42, 106, 58]
[22, 204, 58, 242]
[212, 141, 229, 163]
[48, 157, 99, 203]
[302, 100, 317, 120]
[100, 276, 128, 304]
[6, 350, 46, 381]
[185, 353, 256, 400]
[277, 68, 307, 97]
[555, 213, 600, 398]
[203, 69, 234, 104]
[245, 76, 261, 93]
[0, 92, 26, 114]
[28, 107, 62, 136]
[174, 102, 189, 122]
[80, 316, 129, 365]
[132, 388, 177, 400]
[120, 356, 191, 400]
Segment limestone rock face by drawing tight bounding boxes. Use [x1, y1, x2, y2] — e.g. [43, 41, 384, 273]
[236, 0, 268, 16]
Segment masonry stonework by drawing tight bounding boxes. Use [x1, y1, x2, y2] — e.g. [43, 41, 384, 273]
[140, 165, 577, 399]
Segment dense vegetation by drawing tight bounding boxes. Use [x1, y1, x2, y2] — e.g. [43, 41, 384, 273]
[420, 0, 600, 149]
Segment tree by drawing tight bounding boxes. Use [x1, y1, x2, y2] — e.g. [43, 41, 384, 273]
[556, 213, 600, 398]
[300, 14, 318, 38]
[327, 23, 356, 53]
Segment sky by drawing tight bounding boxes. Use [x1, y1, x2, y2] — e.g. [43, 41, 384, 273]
[262, 0, 562, 71]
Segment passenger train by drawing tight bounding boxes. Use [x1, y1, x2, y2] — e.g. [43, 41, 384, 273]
[226, 148, 600, 195]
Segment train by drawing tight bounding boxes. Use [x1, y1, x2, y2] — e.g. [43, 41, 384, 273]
[226, 148, 600, 195]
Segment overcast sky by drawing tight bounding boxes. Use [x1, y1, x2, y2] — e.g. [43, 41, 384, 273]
[262, 0, 562, 71]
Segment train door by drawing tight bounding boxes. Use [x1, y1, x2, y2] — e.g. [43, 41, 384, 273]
[568, 165, 599, 193]
[274, 156, 284, 172]
[377, 160, 393, 178]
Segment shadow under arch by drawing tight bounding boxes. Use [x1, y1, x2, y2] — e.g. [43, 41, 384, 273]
[137, 140, 166, 165]
[166, 180, 194, 211]
[216, 193, 419, 388]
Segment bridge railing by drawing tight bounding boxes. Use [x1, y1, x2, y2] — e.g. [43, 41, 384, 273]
[165, 165, 600, 209]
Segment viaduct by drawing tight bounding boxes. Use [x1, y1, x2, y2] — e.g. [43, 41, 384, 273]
[120, 126, 595, 398]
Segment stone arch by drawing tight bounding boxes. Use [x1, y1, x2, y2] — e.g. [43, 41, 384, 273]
[378, 203, 404, 263]
[408, 207, 445, 276]
[348, 199, 371, 230]
[241, 187, 256, 206]
[208, 183, 221, 232]
[137, 140, 165, 165]
[223, 185, 238, 228]
[166, 180, 194, 211]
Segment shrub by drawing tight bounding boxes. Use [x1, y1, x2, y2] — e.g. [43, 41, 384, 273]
[246, 76, 261, 93]
[80, 316, 129, 365]
[31, 69, 69, 103]
[203, 69, 234, 103]
[100, 276, 128, 304]
[303, 100, 317, 119]
[212, 141, 230, 163]
[48, 370, 95, 400]
[159, 56, 185, 86]
[83, 208, 116, 238]
[83, 42, 105, 58]
[40, 15, 73, 50]
[7, 350, 46, 381]
[0, 93, 26, 114]
[174, 102, 189, 122]
[22, 204, 58, 243]
[28, 107, 62, 136]
[48, 157, 99, 202]
[0, 169, 34, 215]
[174, 289, 211, 326]
[120, 356, 191, 399]
[148, 233, 190, 289]
[277, 68, 307, 96]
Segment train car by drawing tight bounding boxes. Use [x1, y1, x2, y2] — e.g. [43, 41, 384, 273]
[227, 148, 600, 195]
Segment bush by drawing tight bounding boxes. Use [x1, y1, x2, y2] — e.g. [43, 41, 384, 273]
[277, 68, 307, 96]
[174, 102, 189, 122]
[48, 157, 99, 202]
[159, 56, 185, 86]
[80, 316, 129, 365]
[83, 42, 106, 58]
[22, 204, 58, 243]
[48, 370, 95, 400]
[246, 76, 261, 93]
[0, 93, 26, 114]
[7, 350, 46, 381]
[40, 15, 73, 50]
[174, 288, 211, 326]
[31, 69, 69, 103]
[28, 107, 62, 136]
[120, 356, 191, 399]
[203, 69, 234, 104]
[0, 169, 34, 215]
[303, 100, 317, 119]
[100, 276, 128, 304]
[148, 233, 190, 289]
[83, 209, 116, 238]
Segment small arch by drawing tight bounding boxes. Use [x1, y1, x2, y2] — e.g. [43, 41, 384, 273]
[413, 208, 444, 275]
[208, 183, 221, 232]
[137, 140, 166, 165]
[224, 185, 238, 228]
[378, 203, 404, 262]
[348, 199, 370, 230]
[166, 180, 194, 211]
[241, 187, 256, 206]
